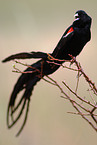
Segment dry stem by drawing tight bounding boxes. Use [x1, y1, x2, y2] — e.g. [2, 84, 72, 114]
[12, 55, 97, 132]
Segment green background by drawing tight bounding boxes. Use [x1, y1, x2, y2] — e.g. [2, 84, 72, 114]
[0, 0, 97, 145]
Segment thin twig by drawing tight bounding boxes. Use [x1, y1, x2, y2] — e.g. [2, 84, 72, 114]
[11, 55, 97, 133]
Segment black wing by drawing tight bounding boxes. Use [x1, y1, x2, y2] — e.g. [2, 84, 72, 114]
[52, 26, 74, 58]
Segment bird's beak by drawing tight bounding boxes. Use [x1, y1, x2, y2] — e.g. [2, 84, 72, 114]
[74, 13, 80, 21]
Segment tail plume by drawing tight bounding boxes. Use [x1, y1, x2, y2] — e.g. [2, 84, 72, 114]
[2, 51, 60, 136]
[7, 60, 42, 136]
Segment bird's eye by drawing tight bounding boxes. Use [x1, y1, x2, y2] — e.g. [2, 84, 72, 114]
[74, 13, 80, 21]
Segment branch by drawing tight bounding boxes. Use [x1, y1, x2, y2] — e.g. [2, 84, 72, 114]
[12, 56, 97, 132]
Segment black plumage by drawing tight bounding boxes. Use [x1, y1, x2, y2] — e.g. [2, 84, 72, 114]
[2, 10, 92, 136]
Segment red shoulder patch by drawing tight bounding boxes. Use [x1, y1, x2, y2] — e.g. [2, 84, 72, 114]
[63, 27, 74, 38]
[67, 27, 74, 34]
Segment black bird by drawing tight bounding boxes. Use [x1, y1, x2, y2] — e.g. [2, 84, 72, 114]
[2, 10, 92, 136]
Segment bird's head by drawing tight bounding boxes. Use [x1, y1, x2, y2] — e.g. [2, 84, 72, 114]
[73, 10, 92, 28]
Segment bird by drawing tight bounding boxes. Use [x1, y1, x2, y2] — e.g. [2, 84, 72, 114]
[2, 10, 92, 136]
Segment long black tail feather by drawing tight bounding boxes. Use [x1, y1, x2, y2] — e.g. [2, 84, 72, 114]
[7, 60, 42, 136]
[2, 51, 48, 62]
[3, 51, 61, 136]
